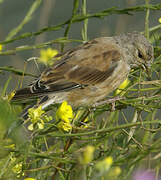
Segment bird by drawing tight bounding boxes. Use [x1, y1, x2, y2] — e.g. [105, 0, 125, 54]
[12, 32, 154, 116]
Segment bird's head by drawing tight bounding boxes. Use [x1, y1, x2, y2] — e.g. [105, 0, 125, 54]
[121, 32, 154, 73]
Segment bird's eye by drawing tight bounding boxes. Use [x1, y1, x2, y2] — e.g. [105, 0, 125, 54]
[138, 50, 143, 59]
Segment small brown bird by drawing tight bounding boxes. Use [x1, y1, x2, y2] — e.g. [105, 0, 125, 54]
[13, 32, 154, 111]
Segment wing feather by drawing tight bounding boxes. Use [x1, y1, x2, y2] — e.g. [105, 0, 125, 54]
[13, 37, 122, 99]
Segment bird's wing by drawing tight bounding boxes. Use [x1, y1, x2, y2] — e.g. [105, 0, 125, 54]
[13, 38, 122, 99]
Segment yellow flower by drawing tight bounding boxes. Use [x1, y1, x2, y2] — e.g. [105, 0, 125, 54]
[7, 91, 16, 101]
[115, 78, 130, 95]
[28, 106, 45, 124]
[57, 121, 72, 132]
[106, 166, 122, 178]
[159, 18, 161, 23]
[9, 153, 25, 177]
[0, 44, 2, 51]
[113, 166, 121, 176]
[28, 106, 52, 131]
[11, 157, 23, 175]
[12, 163, 22, 174]
[39, 48, 59, 65]
[24, 178, 36, 180]
[56, 101, 73, 132]
[56, 101, 74, 123]
[96, 156, 113, 172]
[28, 120, 44, 131]
[81, 145, 95, 165]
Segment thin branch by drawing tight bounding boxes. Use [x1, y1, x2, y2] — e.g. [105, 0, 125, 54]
[38, 120, 161, 138]
[1, 3, 161, 45]
[6, 0, 42, 41]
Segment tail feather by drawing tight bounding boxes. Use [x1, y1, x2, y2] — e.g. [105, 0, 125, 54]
[12, 87, 57, 119]
[12, 88, 41, 101]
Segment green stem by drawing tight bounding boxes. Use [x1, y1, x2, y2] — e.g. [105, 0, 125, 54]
[0, 66, 37, 77]
[61, 0, 79, 51]
[6, 0, 42, 41]
[145, 0, 150, 39]
[1, 3, 161, 45]
[0, 38, 83, 56]
[81, 0, 88, 42]
[39, 120, 161, 138]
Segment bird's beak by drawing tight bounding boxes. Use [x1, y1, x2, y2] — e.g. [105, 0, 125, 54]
[142, 62, 152, 79]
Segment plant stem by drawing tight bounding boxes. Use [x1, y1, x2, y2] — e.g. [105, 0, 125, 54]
[145, 0, 150, 39]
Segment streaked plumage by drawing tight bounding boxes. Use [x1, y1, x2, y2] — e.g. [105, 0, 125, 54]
[13, 32, 154, 111]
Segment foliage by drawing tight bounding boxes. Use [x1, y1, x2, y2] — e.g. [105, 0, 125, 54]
[0, 0, 161, 179]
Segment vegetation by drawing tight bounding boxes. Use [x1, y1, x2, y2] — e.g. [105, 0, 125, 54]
[0, 0, 161, 179]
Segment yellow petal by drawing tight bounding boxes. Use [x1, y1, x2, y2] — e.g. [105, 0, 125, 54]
[118, 79, 130, 89]
[7, 91, 16, 101]
[82, 145, 95, 164]
[12, 162, 22, 174]
[28, 106, 45, 123]
[113, 166, 121, 176]
[39, 48, 59, 65]
[0, 44, 2, 51]
[28, 124, 34, 131]
[56, 101, 74, 122]
[57, 122, 72, 132]
[104, 156, 113, 166]
[115, 79, 130, 95]
[96, 156, 113, 172]
[159, 18, 161, 23]
[38, 122, 44, 129]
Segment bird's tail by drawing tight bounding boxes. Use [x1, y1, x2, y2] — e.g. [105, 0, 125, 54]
[12, 87, 56, 119]
[12, 87, 40, 101]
